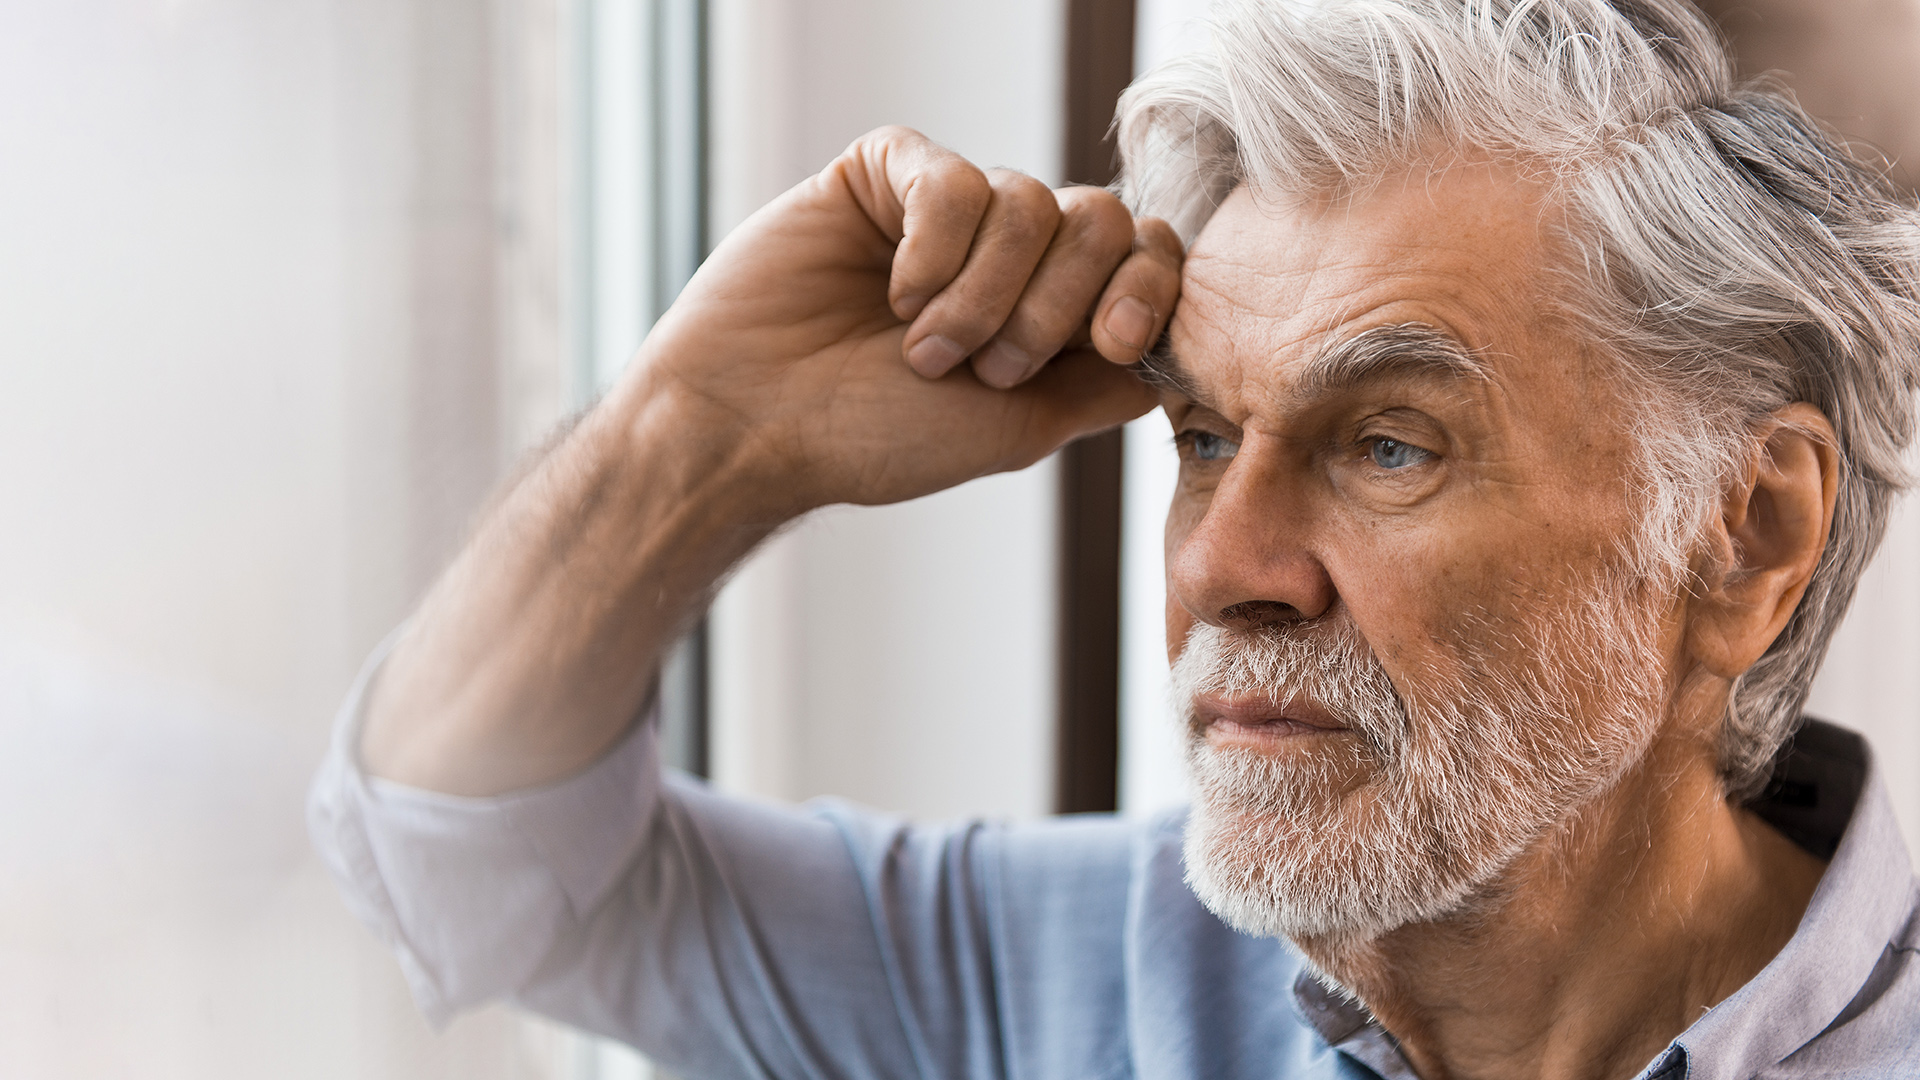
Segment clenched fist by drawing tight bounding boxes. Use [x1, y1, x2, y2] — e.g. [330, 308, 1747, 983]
[615, 126, 1182, 515]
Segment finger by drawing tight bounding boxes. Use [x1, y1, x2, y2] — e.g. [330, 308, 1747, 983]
[1087, 216, 1184, 366]
[968, 186, 1136, 389]
[838, 126, 992, 324]
[901, 169, 1062, 379]
[994, 348, 1160, 471]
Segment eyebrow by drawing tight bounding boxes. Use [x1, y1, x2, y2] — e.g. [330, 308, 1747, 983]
[1292, 322, 1491, 399]
[1131, 329, 1199, 400]
[1131, 322, 1488, 407]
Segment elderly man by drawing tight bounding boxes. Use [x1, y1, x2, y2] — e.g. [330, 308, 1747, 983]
[311, 0, 1920, 1076]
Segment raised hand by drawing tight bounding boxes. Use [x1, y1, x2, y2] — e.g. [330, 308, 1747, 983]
[621, 126, 1182, 514]
[361, 127, 1181, 795]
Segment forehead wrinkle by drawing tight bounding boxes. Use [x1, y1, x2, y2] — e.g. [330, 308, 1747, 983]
[1153, 254, 1291, 414]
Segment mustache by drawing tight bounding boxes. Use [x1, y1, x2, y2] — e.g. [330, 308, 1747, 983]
[1169, 619, 1408, 760]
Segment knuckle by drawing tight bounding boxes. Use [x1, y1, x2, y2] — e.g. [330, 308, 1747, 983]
[1135, 216, 1184, 261]
[928, 157, 991, 207]
[1061, 183, 1127, 220]
[994, 201, 1061, 251]
[1071, 193, 1135, 259]
[861, 123, 926, 148]
[988, 168, 1048, 196]
[992, 172, 1059, 218]
[846, 124, 923, 168]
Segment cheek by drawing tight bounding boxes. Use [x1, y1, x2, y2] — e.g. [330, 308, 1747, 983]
[1339, 515, 1621, 695]
[1324, 515, 1500, 675]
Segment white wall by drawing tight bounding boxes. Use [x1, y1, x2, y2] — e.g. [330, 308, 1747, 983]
[1806, 466, 1920, 853]
[0, 3, 1067, 1075]
[707, 0, 1067, 820]
[0, 1, 564, 1076]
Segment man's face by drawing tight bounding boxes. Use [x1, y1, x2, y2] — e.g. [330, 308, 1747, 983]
[1160, 164, 1686, 947]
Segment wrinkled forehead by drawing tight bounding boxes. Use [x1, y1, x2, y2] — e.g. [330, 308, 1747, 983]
[1159, 163, 1571, 413]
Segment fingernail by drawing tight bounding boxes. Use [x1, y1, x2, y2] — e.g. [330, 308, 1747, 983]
[973, 340, 1033, 389]
[907, 334, 967, 377]
[895, 293, 929, 320]
[1105, 295, 1155, 351]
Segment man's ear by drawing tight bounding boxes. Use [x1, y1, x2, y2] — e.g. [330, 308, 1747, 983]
[1687, 403, 1840, 679]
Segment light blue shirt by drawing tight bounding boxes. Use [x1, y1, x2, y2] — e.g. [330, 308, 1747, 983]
[309, 651, 1920, 1079]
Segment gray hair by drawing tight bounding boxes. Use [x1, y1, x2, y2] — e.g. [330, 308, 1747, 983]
[1118, 0, 1920, 796]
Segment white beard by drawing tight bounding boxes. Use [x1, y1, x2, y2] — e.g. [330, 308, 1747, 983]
[1174, 577, 1668, 950]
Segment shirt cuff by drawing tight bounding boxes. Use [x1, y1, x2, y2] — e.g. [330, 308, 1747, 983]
[306, 627, 662, 1023]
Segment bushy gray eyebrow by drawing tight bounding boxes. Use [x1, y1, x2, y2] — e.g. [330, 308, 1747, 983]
[1130, 322, 1487, 409]
[1292, 323, 1491, 398]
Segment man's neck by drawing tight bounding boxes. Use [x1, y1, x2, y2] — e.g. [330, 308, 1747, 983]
[1296, 733, 1828, 1080]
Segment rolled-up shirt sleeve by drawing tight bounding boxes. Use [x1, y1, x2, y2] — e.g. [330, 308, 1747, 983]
[306, 634, 1138, 1080]
[304, 632, 664, 1025]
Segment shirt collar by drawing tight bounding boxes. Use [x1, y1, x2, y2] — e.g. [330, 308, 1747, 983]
[1290, 971, 1420, 1079]
[1287, 721, 1914, 1080]
[1665, 722, 1914, 1079]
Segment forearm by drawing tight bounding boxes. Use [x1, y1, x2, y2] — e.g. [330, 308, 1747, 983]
[359, 356, 791, 795]
[1697, 0, 1920, 191]
[352, 126, 1178, 794]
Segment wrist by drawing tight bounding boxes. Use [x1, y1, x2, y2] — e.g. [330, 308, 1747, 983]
[596, 340, 814, 536]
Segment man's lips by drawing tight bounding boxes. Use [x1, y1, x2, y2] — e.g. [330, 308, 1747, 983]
[1194, 693, 1351, 744]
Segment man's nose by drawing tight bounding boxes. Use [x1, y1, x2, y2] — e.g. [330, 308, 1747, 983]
[1168, 452, 1335, 630]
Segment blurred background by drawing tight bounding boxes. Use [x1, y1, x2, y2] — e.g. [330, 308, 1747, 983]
[0, 0, 1914, 1077]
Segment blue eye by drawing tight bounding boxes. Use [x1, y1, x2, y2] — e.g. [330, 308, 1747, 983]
[1369, 438, 1430, 470]
[1189, 431, 1239, 462]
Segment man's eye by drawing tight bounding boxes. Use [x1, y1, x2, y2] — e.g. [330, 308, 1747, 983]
[1368, 438, 1432, 470]
[1186, 431, 1239, 462]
